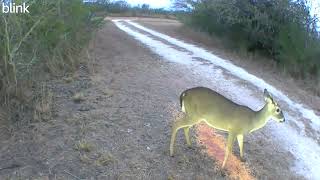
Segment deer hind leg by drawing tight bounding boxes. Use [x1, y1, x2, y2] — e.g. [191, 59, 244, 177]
[170, 115, 194, 156]
[183, 127, 191, 147]
[237, 134, 245, 161]
[222, 132, 236, 168]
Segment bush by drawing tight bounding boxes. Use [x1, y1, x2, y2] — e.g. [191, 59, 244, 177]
[0, 0, 104, 102]
[182, 0, 320, 79]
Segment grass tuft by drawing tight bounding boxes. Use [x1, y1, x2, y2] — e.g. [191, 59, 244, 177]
[96, 152, 115, 166]
[74, 140, 93, 152]
[79, 153, 92, 164]
[72, 92, 86, 103]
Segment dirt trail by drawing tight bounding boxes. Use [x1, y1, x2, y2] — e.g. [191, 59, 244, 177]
[0, 18, 318, 179]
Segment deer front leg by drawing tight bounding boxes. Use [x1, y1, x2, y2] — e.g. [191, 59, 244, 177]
[222, 132, 236, 168]
[170, 116, 193, 156]
[237, 134, 245, 161]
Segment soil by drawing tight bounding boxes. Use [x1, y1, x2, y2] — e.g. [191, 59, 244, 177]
[0, 18, 317, 179]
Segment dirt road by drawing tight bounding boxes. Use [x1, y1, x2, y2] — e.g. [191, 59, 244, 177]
[0, 18, 319, 179]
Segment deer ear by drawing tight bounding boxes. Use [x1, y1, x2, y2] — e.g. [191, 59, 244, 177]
[264, 89, 273, 103]
[264, 89, 269, 97]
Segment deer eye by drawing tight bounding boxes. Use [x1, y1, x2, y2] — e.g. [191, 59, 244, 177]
[276, 108, 280, 113]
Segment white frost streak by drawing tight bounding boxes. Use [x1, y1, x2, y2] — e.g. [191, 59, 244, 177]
[112, 20, 192, 65]
[112, 20, 320, 179]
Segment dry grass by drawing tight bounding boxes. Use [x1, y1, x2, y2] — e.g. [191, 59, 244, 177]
[72, 92, 85, 103]
[74, 140, 94, 152]
[86, 48, 98, 74]
[33, 84, 53, 122]
[96, 152, 115, 166]
[167, 175, 175, 180]
[63, 76, 74, 83]
[0, 108, 8, 122]
[177, 154, 191, 166]
[79, 153, 92, 165]
[102, 89, 114, 97]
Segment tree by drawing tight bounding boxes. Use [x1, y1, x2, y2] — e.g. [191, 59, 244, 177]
[141, 4, 150, 10]
[171, 0, 196, 11]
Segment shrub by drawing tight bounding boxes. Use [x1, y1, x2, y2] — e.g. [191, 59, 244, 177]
[180, 0, 320, 79]
[0, 0, 104, 102]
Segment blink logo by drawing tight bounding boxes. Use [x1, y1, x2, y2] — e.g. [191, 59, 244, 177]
[1, 0, 30, 13]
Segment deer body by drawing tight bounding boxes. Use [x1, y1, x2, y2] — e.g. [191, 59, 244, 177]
[170, 87, 285, 168]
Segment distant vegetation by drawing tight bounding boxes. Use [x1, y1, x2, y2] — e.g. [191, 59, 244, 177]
[103, 0, 175, 19]
[0, 0, 104, 105]
[174, 0, 320, 81]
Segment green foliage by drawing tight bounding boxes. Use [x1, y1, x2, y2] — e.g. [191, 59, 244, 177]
[183, 0, 320, 79]
[0, 0, 104, 101]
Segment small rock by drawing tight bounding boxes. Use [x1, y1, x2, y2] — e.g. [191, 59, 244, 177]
[144, 123, 151, 127]
[78, 106, 92, 111]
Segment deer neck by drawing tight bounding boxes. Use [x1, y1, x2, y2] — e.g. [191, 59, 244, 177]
[249, 103, 270, 133]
